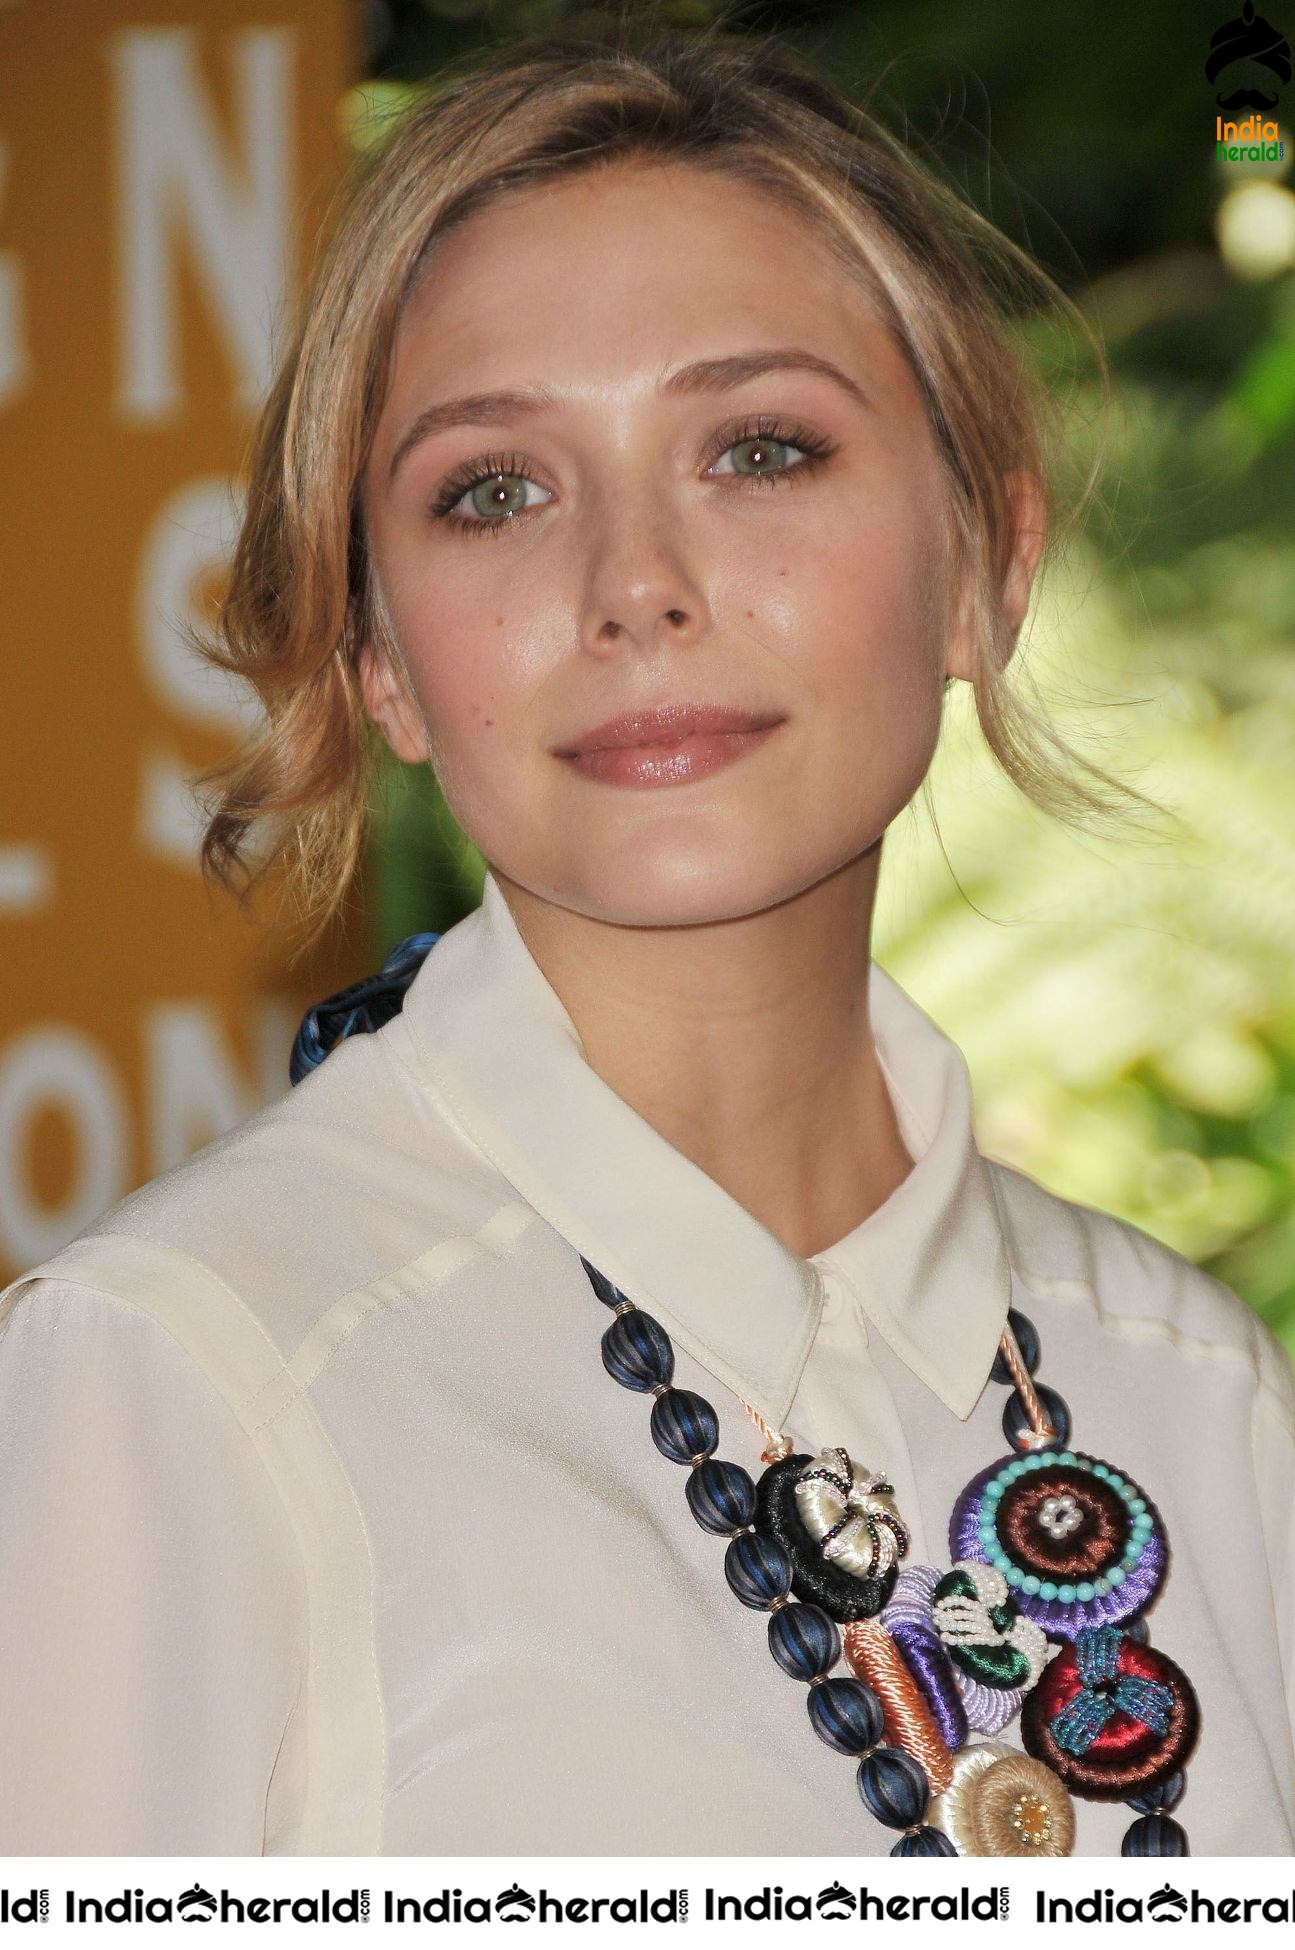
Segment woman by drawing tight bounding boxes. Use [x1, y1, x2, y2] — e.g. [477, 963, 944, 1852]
[1, 19, 1292, 1860]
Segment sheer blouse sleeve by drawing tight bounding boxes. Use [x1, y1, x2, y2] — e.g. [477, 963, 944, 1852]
[0, 1277, 308, 1856]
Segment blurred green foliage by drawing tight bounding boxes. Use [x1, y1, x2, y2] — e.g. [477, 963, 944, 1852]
[357, 0, 1295, 1354]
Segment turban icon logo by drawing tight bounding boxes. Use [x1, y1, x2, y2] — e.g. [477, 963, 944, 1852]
[175, 1882, 219, 1920]
[1207, 1, 1291, 110]
[815, 1882, 857, 1919]
[1146, 1882, 1190, 1920]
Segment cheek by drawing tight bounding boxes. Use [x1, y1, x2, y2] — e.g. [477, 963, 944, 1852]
[728, 498, 947, 722]
[399, 594, 516, 750]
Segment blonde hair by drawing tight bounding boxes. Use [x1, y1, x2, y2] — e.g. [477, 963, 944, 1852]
[192, 8, 1149, 955]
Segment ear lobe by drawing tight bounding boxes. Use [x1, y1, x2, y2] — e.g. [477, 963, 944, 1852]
[356, 641, 430, 765]
[943, 468, 1047, 688]
[1001, 468, 1047, 638]
[942, 547, 979, 687]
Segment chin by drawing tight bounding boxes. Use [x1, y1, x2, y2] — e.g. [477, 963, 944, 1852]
[534, 845, 833, 930]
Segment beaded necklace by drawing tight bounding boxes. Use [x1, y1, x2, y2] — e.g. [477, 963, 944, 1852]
[292, 930, 1202, 1860]
[583, 1259, 1199, 1858]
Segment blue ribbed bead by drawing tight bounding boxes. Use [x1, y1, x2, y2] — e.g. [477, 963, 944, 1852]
[1128, 1769, 1185, 1814]
[857, 1748, 930, 1829]
[891, 1826, 958, 1857]
[650, 1388, 719, 1464]
[601, 1310, 674, 1391]
[686, 1458, 757, 1535]
[581, 1257, 627, 1310]
[991, 1308, 1040, 1384]
[1122, 1813, 1189, 1856]
[1003, 1382, 1071, 1454]
[724, 1532, 793, 1610]
[768, 1602, 840, 1681]
[807, 1676, 885, 1755]
[1123, 1613, 1150, 1647]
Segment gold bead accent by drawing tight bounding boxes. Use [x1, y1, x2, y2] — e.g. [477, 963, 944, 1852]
[612, 1300, 636, 1316]
[1010, 1791, 1054, 1849]
[969, 1753, 1075, 1857]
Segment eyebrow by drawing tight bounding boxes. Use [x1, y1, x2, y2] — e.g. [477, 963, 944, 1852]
[385, 347, 874, 487]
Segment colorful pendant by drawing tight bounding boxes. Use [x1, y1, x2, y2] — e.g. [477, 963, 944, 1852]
[1021, 1623, 1199, 1800]
[950, 1450, 1168, 1636]
[928, 1742, 1077, 1856]
[579, 1256, 1202, 1856]
[752, 1450, 906, 1620]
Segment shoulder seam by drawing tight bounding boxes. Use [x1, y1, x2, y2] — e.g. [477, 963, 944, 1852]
[1001, 1257, 1293, 1413]
[249, 1197, 541, 1431]
[1, 1232, 387, 1854]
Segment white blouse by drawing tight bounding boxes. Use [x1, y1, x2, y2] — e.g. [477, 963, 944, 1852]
[1, 868, 1293, 1858]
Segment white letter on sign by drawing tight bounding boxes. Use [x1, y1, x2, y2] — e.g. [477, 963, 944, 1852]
[110, 26, 294, 418]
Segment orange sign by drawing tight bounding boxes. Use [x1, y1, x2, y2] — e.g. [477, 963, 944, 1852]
[0, 0, 358, 1281]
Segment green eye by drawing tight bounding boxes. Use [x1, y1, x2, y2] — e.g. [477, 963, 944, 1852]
[430, 456, 552, 531]
[727, 435, 796, 475]
[708, 421, 832, 483]
[467, 474, 533, 518]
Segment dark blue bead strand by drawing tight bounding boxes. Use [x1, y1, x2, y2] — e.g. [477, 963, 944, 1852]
[601, 1310, 674, 1391]
[650, 1387, 720, 1463]
[1122, 1813, 1189, 1856]
[686, 1458, 757, 1534]
[725, 1532, 794, 1610]
[892, 1826, 959, 1857]
[807, 1676, 885, 1755]
[858, 1747, 931, 1828]
[581, 1256, 629, 1311]
[768, 1602, 840, 1681]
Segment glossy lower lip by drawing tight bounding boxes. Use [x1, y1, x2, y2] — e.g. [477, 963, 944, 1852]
[556, 722, 783, 787]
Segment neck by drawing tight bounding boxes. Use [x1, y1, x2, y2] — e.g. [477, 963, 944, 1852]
[490, 852, 915, 1262]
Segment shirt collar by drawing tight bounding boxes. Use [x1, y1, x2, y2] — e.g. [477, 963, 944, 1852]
[393, 868, 1012, 1430]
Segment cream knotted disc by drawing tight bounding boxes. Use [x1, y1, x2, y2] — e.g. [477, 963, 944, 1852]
[928, 1742, 1076, 1857]
[793, 1446, 911, 1581]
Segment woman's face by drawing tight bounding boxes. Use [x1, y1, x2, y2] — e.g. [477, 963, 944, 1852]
[359, 158, 1003, 927]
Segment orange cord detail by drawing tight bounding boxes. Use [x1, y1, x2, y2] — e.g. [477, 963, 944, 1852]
[842, 1618, 955, 1795]
[738, 1396, 793, 1465]
[996, 1328, 1057, 1446]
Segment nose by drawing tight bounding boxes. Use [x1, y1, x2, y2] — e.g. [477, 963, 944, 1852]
[578, 481, 710, 657]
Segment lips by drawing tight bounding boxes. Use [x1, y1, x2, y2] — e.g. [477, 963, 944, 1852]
[555, 701, 785, 757]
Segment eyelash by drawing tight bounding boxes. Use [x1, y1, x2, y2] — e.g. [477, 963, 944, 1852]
[426, 416, 838, 539]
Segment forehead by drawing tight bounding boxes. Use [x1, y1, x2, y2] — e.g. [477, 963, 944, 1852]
[384, 158, 916, 415]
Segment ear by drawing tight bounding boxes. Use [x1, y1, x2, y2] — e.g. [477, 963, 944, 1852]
[357, 640, 430, 765]
[944, 468, 1048, 685]
[1000, 467, 1047, 639]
